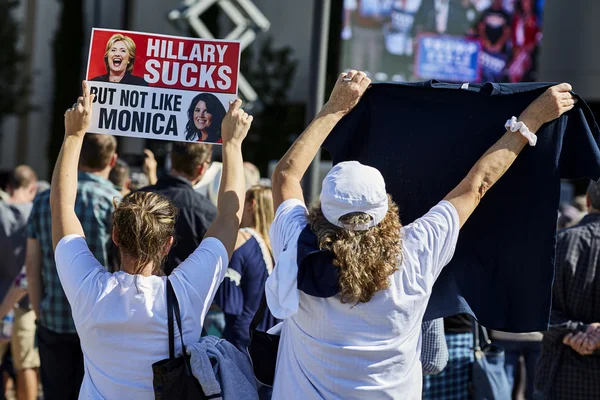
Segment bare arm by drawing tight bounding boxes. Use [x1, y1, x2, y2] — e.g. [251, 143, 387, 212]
[0, 284, 26, 320]
[204, 99, 253, 258]
[25, 238, 42, 318]
[51, 81, 95, 250]
[444, 84, 576, 227]
[272, 71, 371, 210]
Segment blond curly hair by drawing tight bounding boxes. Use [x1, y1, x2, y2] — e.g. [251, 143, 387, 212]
[308, 195, 403, 304]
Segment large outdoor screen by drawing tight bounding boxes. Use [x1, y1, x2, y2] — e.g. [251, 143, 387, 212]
[340, 0, 545, 83]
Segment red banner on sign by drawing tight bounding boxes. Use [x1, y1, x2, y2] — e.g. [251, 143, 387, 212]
[86, 28, 240, 94]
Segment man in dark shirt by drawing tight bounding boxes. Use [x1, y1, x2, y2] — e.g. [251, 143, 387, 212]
[477, 0, 511, 81]
[139, 142, 217, 274]
[535, 180, 600, 399]
[478, 0, 511, 53]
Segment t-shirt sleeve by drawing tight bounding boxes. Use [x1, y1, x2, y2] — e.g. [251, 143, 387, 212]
[214, 249, 245, 316]
[401, 200, 460, 281]
[170, 237, 229, 322]
[266, 199, 308, 319]
[269, 199, 309, 261]
[54, 234, 107, 311]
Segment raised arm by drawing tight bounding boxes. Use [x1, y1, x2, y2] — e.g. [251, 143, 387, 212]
[272, 70, 371, 210]
[204, 99, 252, 258]
[444, 84, 576, 227]
[50, 81, 94, 250]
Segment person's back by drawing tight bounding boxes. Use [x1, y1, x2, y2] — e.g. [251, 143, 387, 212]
[27, 132, 121, 400]
[269, 191, 458, 398]
[50, 85, 253, 399]
[55, 210, 226, 398]
[267, 71, 574, 399]
[139, 142, 217, 274]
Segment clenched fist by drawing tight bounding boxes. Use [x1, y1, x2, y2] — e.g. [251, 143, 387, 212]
[64, 81, 95, 138]
[323, 70, 371, 116]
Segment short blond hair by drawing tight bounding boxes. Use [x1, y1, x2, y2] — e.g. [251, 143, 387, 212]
[104, 34, 137, 73]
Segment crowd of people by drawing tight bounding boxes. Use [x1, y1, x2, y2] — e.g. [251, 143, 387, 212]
[342, 0, 543, 82]
[0, 70, 597, 400]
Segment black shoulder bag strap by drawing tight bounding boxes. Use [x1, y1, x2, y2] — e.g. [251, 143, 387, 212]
[167, 279, 192, 375]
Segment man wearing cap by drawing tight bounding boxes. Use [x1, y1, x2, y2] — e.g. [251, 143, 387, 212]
[266, 70, 575, 399]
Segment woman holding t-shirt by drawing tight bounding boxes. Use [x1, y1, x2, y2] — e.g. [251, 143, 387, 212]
[267, 71, 575, 399]
[49, 81, 252, 399]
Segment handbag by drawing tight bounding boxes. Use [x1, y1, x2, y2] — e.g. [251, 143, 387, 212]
[471, 321, 511, 400]
[247, 293, 280, 387]
[152, 280, 207, 399]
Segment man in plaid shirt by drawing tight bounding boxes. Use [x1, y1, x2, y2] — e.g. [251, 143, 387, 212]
[26, 133, 120, 400]
[534, 180, 600, 399]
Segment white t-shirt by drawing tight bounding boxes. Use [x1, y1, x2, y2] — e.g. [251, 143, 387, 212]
[266, 199, 459, 400]
[54, 235, 228, 400]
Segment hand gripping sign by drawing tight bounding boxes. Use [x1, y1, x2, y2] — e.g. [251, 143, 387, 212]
[86, 28, 241, 144]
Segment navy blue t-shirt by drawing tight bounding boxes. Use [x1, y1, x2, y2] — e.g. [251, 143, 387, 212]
[214, 236, 278, 351]
[324, 81, 600, 332]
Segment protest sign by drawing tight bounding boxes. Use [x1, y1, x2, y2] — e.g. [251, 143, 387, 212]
[85, 28, 241, 144]
[415, 34, 481, 82]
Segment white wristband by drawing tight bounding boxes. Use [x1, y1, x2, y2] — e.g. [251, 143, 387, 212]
[505, 116, 537, 146]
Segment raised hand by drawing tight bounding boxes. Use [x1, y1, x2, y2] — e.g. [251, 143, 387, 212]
[64, 81, 95, 138]
[519, 83, 576, 132]
[221, 98, 253, 145]
[323, 70, 371, 116]
[143, 149, 158, 185]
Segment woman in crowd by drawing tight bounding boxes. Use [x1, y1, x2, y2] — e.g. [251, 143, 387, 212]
[91, 33, 148, 85]
[508, 0, 542, 82]
[266, 70, 575, 399]
[214, 185, 278, 351]
[185, 93, 227, 143]
[49, 81, 251, 399]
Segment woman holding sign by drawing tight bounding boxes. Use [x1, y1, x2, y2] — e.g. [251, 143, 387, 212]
[91, 33, 148, 86]
[185, 93, 227, 143]
[49, 81, 253, 398]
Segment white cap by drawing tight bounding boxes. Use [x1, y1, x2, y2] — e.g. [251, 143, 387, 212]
[320, 161, 389, 231]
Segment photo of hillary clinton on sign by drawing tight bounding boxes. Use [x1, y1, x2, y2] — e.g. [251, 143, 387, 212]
[90, 33, 148, 86]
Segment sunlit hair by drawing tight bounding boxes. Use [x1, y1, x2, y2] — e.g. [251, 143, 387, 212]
[308, 195, 403, 304]
[185, 93, 227, 141]
[112, 192, 178, 275]
[104, 34, 137, 73]
[246, 185, 274, 255]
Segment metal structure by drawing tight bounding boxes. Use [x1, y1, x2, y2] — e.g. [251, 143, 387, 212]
[168, 0, 271, 102]
[302, 0, 331, 203]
